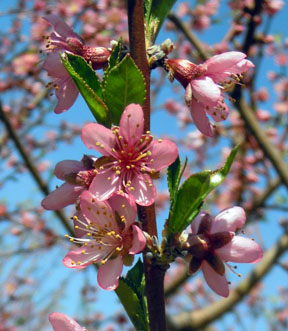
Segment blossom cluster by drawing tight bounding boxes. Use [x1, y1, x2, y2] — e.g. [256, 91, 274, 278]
[41, 14, 263, 300]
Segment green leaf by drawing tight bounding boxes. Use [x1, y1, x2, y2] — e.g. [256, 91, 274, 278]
[168, 145, 239, 235]
[102, 39, 122, 87]
[115, 260, 149, 331]
[103, 54, 146, 125]
[145, 0, 177, 43]
[61, 53, 111, 126]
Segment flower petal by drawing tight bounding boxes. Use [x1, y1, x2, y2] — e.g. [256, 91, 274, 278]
[80, 190, 117, 230]
[43, 15, 81, 40]
[119, 104, 144, 146]
[54, 160, 84, 179]
[211, 206, 246, 233]
[88, 170, 119, 201]
[41, 183, 83, 210]
[129, 174, 156, 206]
[191, 211, 212, 234]
[97, 255, 123, 290]
[202, 260, 229, 297]
[147, 139, 178, 171]
[206, 51, 246, 75]
[216, 236, 263, 263]
[49, 312, 83, 331]
[81, 123, 115, 157]
[63, 245, 104, 269]
[43, 53, 68, 78]
[108, 193, 137, 228]
[54, 76, 79, 114]
[190, 100, 214, 137]
[129, 225, 146, 254]
[191, 77, 221, 106]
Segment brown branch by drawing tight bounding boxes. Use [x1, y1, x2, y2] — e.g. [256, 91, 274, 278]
[168, 231, 288, 330]
[167, 13, 209, 61]
[0, 101, 74, 235]
[127, 1, 166, 330]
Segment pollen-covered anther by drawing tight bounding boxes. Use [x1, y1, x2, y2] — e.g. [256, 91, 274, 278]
[96, 142, 100, 146]
[116, 247, 122, 251]
[116, 170, 121, 175]
[107, 177, 111, 181]
[158, 139, 162, 143]
[121, 204, 126, 208]
[75, 225, 79, 229]
[81, 250, 85, 254]
[126, 165, 131, 170]
[64, 234, 69, 238]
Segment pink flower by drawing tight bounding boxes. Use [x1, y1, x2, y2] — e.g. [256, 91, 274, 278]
[81, 104, 179, 206]
[49, 312, 85, 331]
[166, 52, 254, 136]
[42, 15, 110, 113]
[186, 207, 263, 297]
[63, 191, 146, 290]
[41, 155, 97, 210]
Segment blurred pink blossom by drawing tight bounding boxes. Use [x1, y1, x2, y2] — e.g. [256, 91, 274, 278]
[49, 312, 85, 331]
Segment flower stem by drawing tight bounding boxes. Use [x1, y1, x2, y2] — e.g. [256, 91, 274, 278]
[127, 1, 166, 330]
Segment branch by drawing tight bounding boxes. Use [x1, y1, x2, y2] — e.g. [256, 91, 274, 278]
[167, 13, 209, 61]
[127, 1, 166, 330]
[168, 231, 288, 330]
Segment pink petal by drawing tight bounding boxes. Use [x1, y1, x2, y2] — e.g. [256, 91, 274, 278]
[191, 211, 212, 234]
[49, 312, 83, 331]
[211, 207, 246, 233]
[147, 139, 178, 171]
[54, 160, 84, 179]
[129, 225, 146, 254]
[43, 53, 68, 78]
[80, 191, 118, 231]
[190, 100, 214, 137]
[206, 99, 229, 122]
[129, 174, 156, 206]
[234, 59, 254, 74]
[81, 123, 115, 157]
[54, 76, 79, 114]
[206, 51, 246, 74]
[88, 170, 119, 201]
[41, 183, 83, 210]
[63, 244, 105, 269]
[202, 260, 229, 297]
[119, 104, 144, 146]
[97, 255, 123, 290]
[43, 15, 81, 40]
[108, 193, 137, 228]
[191, 77, 221, 106]
[216, 236, 263, 263]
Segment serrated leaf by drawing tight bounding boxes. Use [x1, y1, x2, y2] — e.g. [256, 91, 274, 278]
[115, 261, 148, 331]
[61, 53, 111, 126]
[145, 0, 177, 43]
[102, 39, 122, 87]
[168, 145, 239, 235]
[103, 54, 146, 125]
[209, 144, 239, 190]
[167, 156, 181, 199]
[125, 259, 144, 289]
[168, 171, 211, 235]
